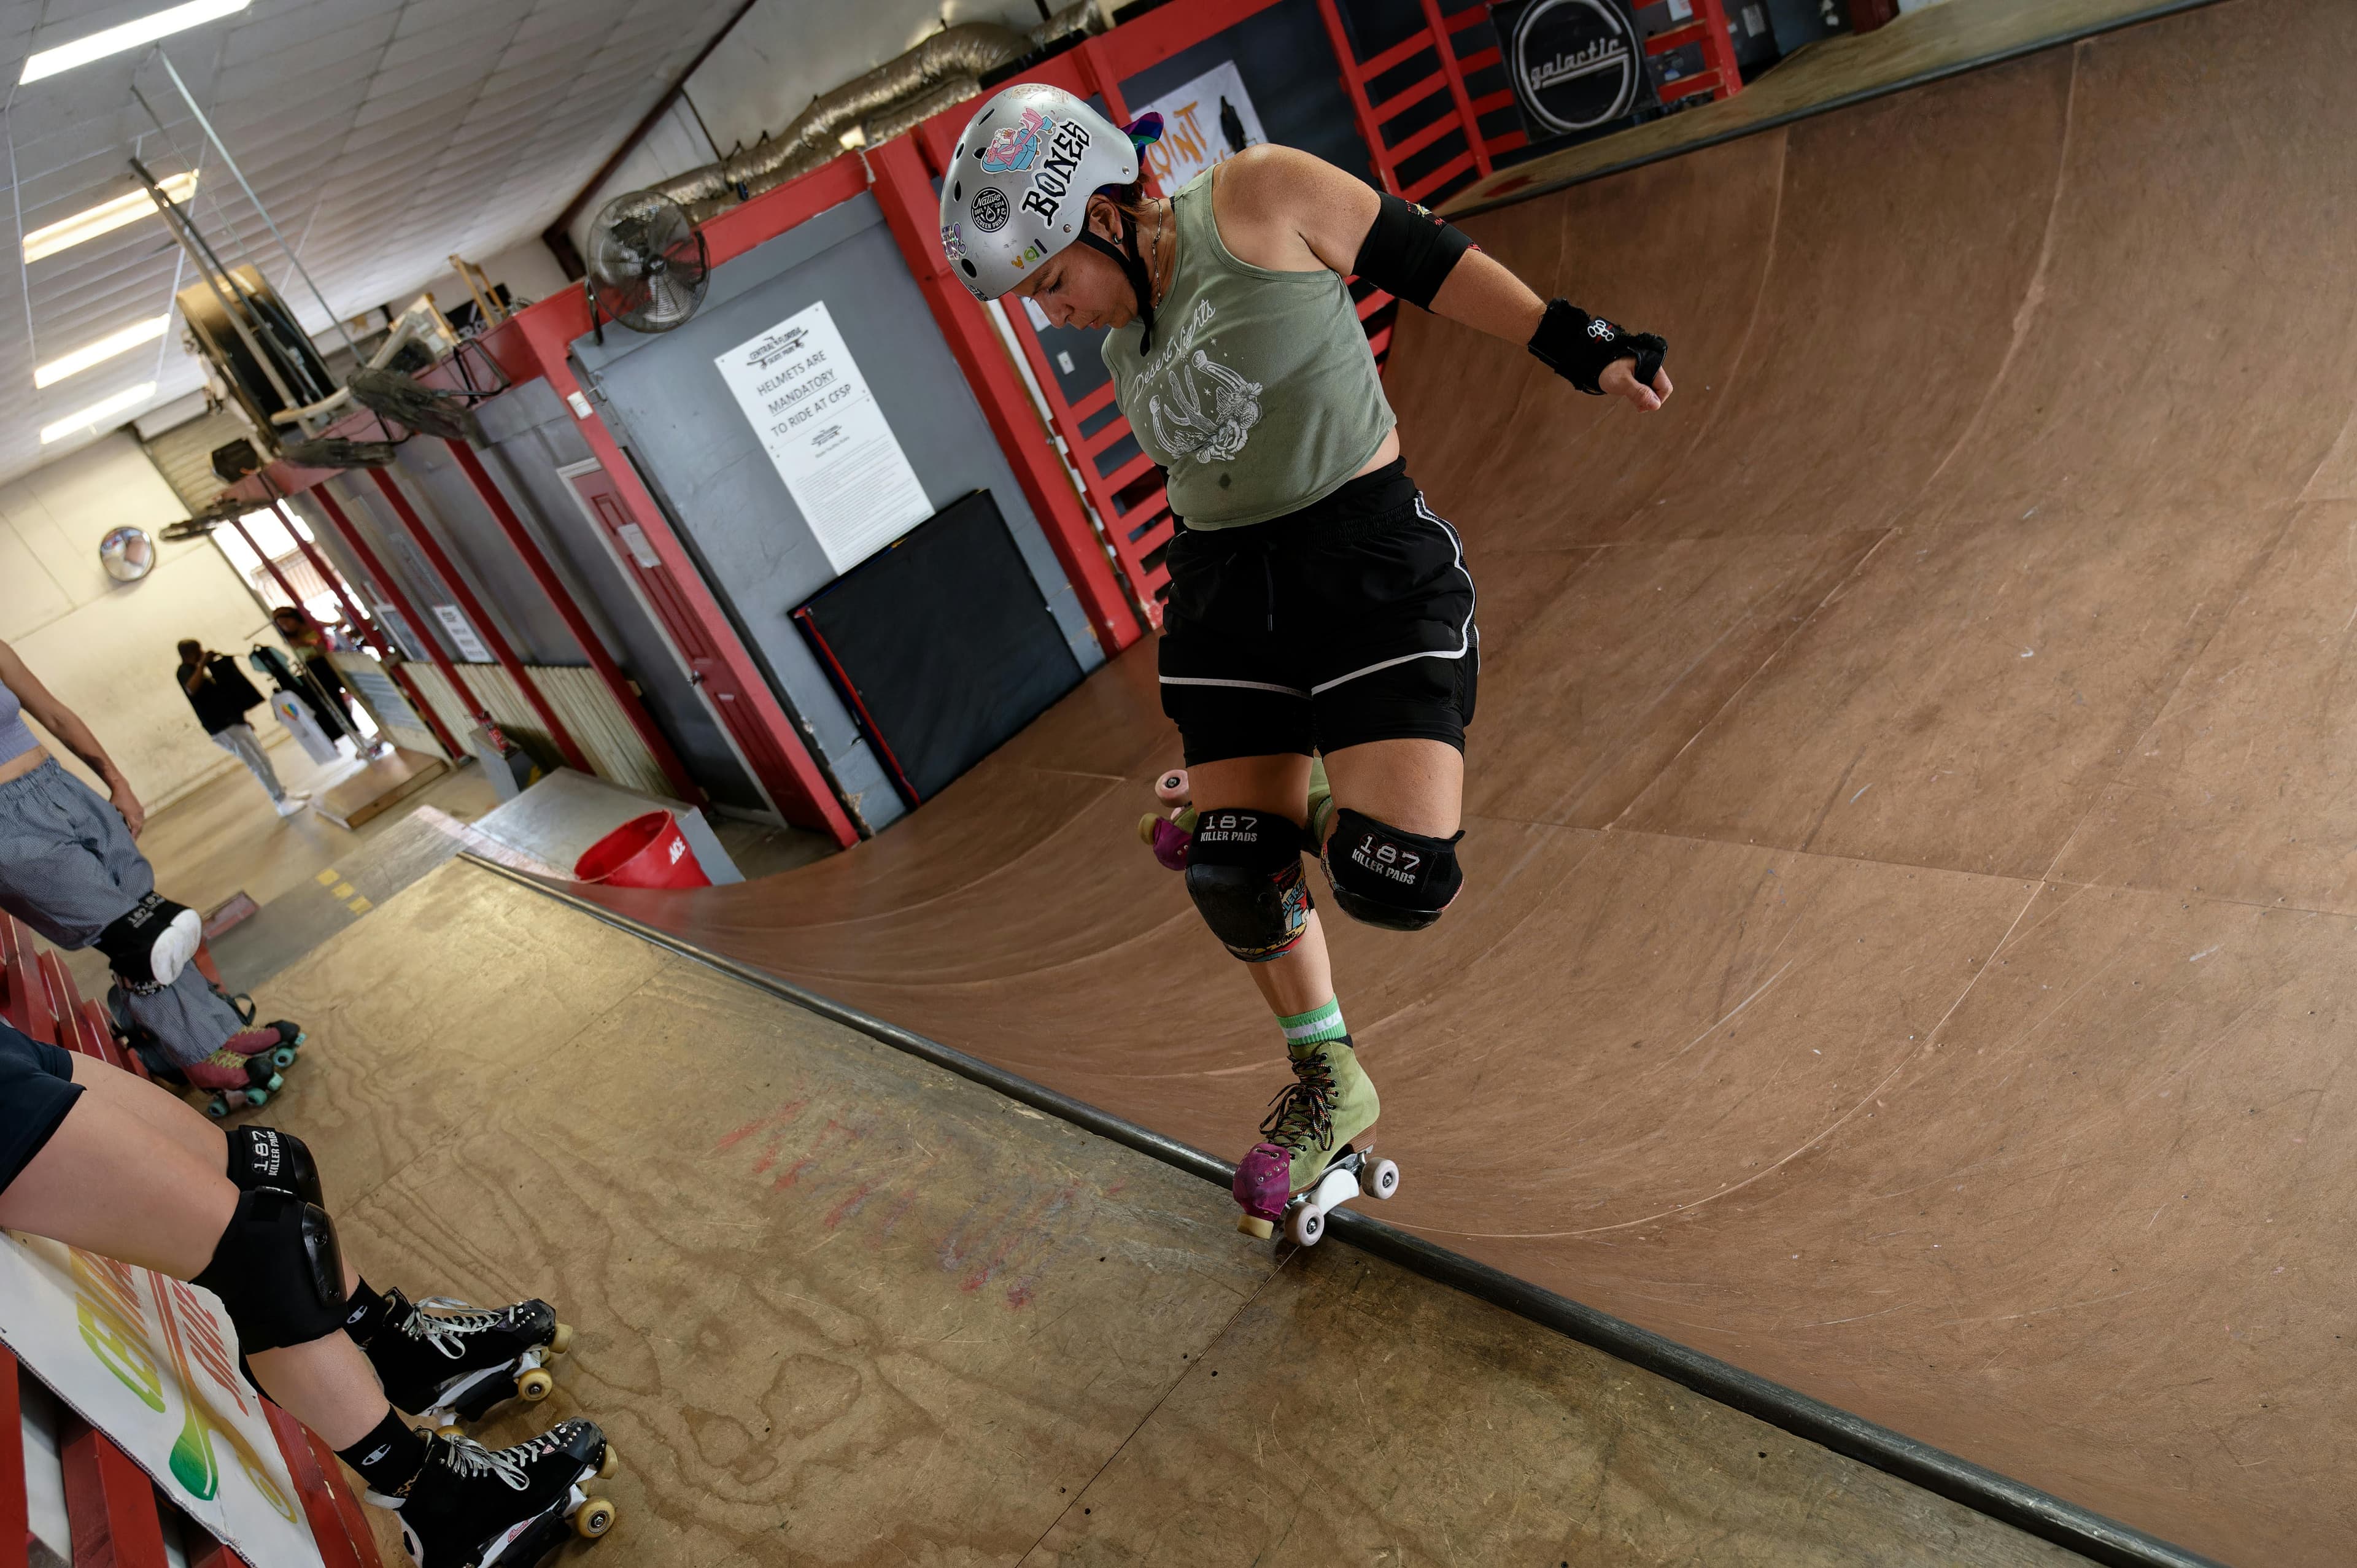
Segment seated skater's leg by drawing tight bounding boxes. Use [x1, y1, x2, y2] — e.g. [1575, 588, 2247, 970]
[0, 1033, 614, 1562]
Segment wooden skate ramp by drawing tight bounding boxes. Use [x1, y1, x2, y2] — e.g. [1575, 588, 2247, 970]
[254, 861, 2080, 1567]
[565, 4, 2357, 1562]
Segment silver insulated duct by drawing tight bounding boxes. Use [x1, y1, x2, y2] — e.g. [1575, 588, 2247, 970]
[656, 2, 1107, 225]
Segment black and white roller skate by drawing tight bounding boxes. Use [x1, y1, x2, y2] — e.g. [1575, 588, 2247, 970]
[371, 1421, 617, 1568]
[358, 1288, 573, 1432]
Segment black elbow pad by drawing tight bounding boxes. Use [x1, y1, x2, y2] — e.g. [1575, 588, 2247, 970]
[1353, 191, 1474, 310]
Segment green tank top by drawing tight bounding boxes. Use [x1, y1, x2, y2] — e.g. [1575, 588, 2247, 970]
[1099, 167, 1395, 530]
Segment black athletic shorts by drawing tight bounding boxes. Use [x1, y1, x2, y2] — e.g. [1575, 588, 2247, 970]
[1158, 459, 1478, 765]
[0, 1018, 81, 1194]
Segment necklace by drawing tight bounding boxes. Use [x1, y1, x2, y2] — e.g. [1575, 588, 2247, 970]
[1145, 198, 1173, 306]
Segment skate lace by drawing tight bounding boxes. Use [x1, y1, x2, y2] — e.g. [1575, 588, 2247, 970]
[403, 1296, 508, 1361]
[1258, 1060, 1337, 1153]
[435, 1434, 532, 1492]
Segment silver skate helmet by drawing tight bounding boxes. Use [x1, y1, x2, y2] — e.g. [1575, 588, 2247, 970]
[938, 83, 1140, 304]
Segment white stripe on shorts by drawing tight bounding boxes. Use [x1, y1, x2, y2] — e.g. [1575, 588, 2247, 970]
[1156, 674, 1310, 699]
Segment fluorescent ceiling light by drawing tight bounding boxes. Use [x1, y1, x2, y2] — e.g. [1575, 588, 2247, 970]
[18, 0, 250, 85]
[34, 316, 172, 388]
[40, 383, 158, 444]
[22, 173, 198, 263]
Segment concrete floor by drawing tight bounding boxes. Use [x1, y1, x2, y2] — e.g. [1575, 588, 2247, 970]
[242, 859, 2082, 1568]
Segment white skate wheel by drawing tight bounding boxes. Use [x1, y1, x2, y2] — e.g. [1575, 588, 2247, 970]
[1155, 770, 1189, 804]
[1365, 1159, 1399, 1200]
[1287, 1204, 1325, 1247]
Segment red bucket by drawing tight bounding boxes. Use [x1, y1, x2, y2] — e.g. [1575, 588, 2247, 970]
[573, 811, 710, 889]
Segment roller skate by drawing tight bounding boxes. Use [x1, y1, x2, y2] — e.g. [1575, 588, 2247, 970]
[1233, 1035, 1397, 1245]
[1137, 769, 1196, 871]
[221, 1019, 304, 1072]
[357, 1288, 573, 1431]
[370, 1419, 617, 1567]
[1304, 755, 1337, 851]
[182, 1047, 284, 1119]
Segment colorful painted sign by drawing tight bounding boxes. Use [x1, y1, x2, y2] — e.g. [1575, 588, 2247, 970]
[0, 1230, 321, 1568]
[1135, 63, 1268, 192]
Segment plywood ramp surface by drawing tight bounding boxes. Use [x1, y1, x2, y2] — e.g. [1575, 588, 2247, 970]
[563, 4, 2357, 1562]
[253, 862, 2073, 1566]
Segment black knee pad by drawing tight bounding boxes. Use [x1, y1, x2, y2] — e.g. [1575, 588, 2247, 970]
[226, 1126, 324, 1208]
[1322, 809, 1465, 932]
[93, 894, 198, 993]
[192, 1188, 348, 1353]
[1184, 809, 1314, 963]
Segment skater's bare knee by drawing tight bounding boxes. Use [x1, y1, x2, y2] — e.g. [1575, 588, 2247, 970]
[68, 1048, 226, 1166]
[1320, 739, 1461, 839]
[1185, 753, 1315, 825]
[0, 1086, 236, 1277]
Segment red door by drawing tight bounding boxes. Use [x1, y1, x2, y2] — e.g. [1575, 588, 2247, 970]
[560, 459, 834, 832]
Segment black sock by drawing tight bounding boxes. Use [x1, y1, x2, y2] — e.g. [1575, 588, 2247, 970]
[343, 1278, 391, 1343]
[336, 1408, 427, 1494]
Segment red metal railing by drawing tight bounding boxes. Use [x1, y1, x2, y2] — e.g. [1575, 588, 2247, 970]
[1320, 0, 1743, 210]
[1644, 0, 1748, 107]
[0, 918, 382, 1568]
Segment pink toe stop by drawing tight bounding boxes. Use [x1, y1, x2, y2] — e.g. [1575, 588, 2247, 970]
[1148, 816, 1191, 871]
[1234, 1142, 1291, 1222]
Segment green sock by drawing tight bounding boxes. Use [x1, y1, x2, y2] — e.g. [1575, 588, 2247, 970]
[1278, 997, 1347, 1055]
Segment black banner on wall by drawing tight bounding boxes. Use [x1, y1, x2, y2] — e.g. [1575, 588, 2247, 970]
[1491, 0, 1655, 145]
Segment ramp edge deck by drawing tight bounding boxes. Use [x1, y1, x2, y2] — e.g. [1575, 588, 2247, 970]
[1446, 0, 2231, 219]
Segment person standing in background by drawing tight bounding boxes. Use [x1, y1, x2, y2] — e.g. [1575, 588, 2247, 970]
[176, 639, 308, 818]
[269, 605, 356, 740]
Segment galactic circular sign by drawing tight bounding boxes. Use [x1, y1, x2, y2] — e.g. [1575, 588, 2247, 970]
[1508, 0, 1641, 136]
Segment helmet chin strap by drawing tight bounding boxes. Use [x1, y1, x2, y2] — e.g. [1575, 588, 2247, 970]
[1075, 208, 1156, 351]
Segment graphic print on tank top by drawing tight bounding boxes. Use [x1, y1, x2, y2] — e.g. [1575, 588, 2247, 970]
[1129, 298, 1264, 465]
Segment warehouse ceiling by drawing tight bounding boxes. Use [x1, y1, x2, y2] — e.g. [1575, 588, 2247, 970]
[0, 0, 750, 486]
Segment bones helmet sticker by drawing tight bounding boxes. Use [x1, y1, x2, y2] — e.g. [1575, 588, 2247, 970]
[970, 187, 1010, 233]
[980, 107, 1050, 174]
[940, 223, 966, 260]
[1017, 118, 1095, 224]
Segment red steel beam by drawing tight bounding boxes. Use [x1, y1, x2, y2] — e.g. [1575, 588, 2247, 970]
[264, 496, 382, 657]
[266, 495, 466, 760]
[310, 484, 487, 752]
[365, 469, 593, 773]
[441, 439, 701, 800]
[222, 512, 311, 620]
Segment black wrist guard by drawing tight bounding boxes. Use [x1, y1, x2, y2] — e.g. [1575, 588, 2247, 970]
[1528, 298, 1666, 395]
[1353, 191, 1475, 310]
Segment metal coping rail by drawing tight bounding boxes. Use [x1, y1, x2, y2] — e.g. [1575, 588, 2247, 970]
[463, 852, 2229, 1568]
[1446, 0, 2231, 221]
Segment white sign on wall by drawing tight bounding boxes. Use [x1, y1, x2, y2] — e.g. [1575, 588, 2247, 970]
[715, 300, 932, 576]
[1136, 62, 1268, 193]
[0, 1232, 322, 1568]
[432, 604, 490, 663]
